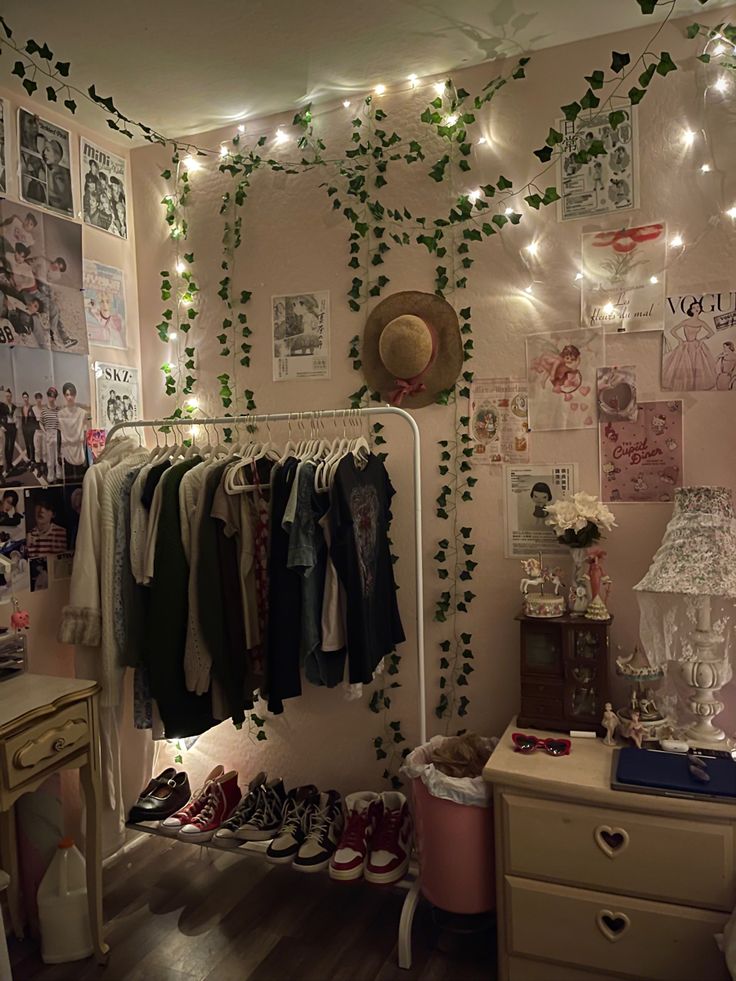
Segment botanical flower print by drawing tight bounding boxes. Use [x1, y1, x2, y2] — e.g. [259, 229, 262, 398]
[350, 484, 379, 597]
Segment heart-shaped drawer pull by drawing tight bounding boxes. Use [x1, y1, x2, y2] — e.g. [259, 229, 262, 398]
[597, 909, 630, 943]
[594, 824, 629, 859]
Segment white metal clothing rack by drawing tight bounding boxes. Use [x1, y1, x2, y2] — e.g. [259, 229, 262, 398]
[110, 404, 425, 969]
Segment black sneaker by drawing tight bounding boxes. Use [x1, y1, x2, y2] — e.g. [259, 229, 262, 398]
[237, 778, 288, 841]
[294, 791, 344, 872]
[266, 785, 319, 864]
[213, 771, 267, 847]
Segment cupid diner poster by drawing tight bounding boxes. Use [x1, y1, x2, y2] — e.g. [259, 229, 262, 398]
[599, 399, 683, 503]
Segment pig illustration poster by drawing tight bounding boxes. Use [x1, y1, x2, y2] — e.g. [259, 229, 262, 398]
[599, 399, 683, 503]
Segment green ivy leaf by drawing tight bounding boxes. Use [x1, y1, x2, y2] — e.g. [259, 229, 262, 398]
[636, 0, 657, 12]
[611, 51, 631, 73]
[628, 86, 646, 105]
[561, 101, 581, 122]
[697, 53, 711, 64]
[46, 85, 58, 101]
[11, 60, 26, 78]
[64, 98, 77, 113]
[608, 109, 627, 129]
[584, 70, 605, 90]
[534, 146, 553, 163]
[656, 51, 677, 76]
[639, 64, 656, 88]
[22, 78, 38, 96]
[580, 88, 600, 110]
[55, 60, 71, 76]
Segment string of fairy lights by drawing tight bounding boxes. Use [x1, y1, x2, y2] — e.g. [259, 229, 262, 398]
[159, 28, 736, 406]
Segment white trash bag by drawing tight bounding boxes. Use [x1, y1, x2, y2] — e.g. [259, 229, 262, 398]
[401, 733, 497, 807]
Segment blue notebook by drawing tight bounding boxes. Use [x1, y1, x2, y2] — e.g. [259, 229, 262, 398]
[613, 747, 736, 803]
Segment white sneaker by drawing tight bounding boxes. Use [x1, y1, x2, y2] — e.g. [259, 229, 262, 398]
[294, 790, 344, 873]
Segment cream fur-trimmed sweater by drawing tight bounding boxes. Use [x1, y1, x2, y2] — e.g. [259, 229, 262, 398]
[59, 438, 144, 707]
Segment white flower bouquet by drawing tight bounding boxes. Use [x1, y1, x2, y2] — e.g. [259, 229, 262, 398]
[545, 492, 617, 548]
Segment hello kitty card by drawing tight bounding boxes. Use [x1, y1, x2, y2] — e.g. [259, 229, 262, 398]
[599, 399, 683, 503]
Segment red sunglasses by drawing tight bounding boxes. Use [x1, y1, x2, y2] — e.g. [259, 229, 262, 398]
[512, 732, 571, 757]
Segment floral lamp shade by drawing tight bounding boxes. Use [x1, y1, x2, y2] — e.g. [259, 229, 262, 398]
[634, 486, 736, 670]
[634, 486, 736, 597]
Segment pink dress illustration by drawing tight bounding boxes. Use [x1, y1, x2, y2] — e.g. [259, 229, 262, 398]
[662, 302, 717, 390]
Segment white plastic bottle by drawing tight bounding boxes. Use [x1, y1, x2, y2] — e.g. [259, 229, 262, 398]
[37, 837, 93, 964]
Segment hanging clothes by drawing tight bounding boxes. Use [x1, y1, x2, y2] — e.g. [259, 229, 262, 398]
[329, 453, 405, 684]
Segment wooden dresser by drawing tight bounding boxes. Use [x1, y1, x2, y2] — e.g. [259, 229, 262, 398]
[484, 718, 732, 981]
[0, 673, 108, 962]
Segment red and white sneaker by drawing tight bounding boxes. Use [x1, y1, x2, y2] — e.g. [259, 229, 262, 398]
[159, 765, 224, 835]
[364, 791, 412, 885]
[178, 770, 241, 843]
[329, 791, 382, 882]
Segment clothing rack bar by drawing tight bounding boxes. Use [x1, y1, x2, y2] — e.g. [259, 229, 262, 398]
[108, 405, 427, 745]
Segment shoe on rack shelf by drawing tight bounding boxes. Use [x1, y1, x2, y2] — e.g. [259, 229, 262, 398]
[237, 778, 288, 842]
[178, 770, 242, 843]
[213, 771, 268, 847]
[294, 790, 344, 873]
[266, 785, 319, 864]
[128, 768, 191, 823]
[364, 791, 412, 885]
[159, 765, 225, 835]
[329, 791, 383, 882]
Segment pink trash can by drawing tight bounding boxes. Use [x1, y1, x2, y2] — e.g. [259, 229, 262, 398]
[406, 739, 495, 915]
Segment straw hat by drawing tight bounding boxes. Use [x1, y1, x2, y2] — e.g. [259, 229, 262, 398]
[362, 291, 463, 408]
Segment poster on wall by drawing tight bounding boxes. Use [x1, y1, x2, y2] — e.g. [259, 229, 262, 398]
[272, 291, 330, 381]
[599, 399, 683, 503]
[662, 288, 736, 391]
[0, 346, 91, 487]
[469, 378, 529, 464]
[0, 99, 8, 195]
[18, 109, 74, 218]
[83, 260, 127, 349]
[95, 362, 139, 428]
[503, 463, 578, 558]
[0, 487, 30, 599]
[581, 222, 666, 332]
[81, 138, 128, 239]
[526, 327, 604, 432]
[558, 108, 638, 221]
[596, 365, 638, 422]
[0, 199, 88, 354]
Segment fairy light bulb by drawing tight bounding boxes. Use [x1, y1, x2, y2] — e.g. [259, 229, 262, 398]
[445, 113, 458, 126]
[603, 302, 615, 315]
[477, 136, 487, 145]
[523, 285, 533, 295]
[237, 123, 245, 134]
[274, 128, 289, 145]
[342, 99, 351, 109]
[468, 188, 481, 204]
[726, 206, 736, 219]
[183, 154, 201, 171]
[713, 43, 726, 55]
[374, 83, 386, 95]
[219, 144, 228, 158]
[700, 163, 712, 173]
[186, 397, 199, 410]
[649, 275, 659, 284]
[525, 241, 538, 257]
[575, 271, 584, 281]
[713, 76, 729, 93]
[670, 234, 684, 248]
[504, 207, 514, 215]
[681, 128, 695, 147]
[169, 331, 178, 341]
[176, 260, 185, 275]
[408, 74, 418, 88]
[434, 81, 445, 96]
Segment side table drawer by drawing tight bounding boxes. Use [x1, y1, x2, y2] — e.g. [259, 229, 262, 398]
[502, 793, 735, 910]
[506, 876, 729, 981]
[2, 702, 90, 789]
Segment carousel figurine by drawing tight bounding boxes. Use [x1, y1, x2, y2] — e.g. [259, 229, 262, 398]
[615, 644, 669, 743]
[628, 710, 646, 750]
[520, 554, 565, 618]
[584, 547, 612, 621]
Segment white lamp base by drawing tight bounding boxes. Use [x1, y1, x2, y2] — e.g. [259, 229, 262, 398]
[680, 599, 733, 746]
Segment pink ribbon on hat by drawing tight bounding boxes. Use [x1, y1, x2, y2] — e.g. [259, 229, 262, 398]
[389, 318, 438, 406]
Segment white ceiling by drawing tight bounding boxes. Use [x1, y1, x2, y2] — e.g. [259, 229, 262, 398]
[0, 0, 732, 141]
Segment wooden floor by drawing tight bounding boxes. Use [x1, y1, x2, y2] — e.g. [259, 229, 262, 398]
[10, 834, 496, 981]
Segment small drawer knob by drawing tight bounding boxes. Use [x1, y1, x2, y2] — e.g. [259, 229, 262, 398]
[52, 738, 66, 752]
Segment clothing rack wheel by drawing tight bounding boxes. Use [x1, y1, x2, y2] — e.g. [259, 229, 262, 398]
[111, 405, 426, 969]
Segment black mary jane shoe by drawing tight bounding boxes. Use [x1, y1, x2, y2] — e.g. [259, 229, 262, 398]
[128, 769, 191, 824]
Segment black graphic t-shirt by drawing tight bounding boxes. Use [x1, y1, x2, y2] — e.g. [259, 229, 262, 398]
[329, 453, 405, 684]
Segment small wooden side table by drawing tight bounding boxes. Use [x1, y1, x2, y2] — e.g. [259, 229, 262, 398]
[0, 674, 108, 963]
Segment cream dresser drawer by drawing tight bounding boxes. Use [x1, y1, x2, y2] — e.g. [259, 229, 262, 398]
[506, 875, 730, 981]
[502, 792, 735, 910]
[2, 702, 90, 789]
[508, 955, 623, 981]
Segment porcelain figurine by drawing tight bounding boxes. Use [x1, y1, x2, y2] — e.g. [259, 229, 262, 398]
[585, 548, 611, 621]
[628, 710, 645, 750]
[602, 702, 618, 746]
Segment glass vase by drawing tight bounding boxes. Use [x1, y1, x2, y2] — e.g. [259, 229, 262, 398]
[569, 546, 591, 615]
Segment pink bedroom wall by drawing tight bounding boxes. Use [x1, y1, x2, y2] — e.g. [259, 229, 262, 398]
[130, 6, 736, 794]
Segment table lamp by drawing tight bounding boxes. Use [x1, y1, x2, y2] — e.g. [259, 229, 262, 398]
[634, 486, 736, 745]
